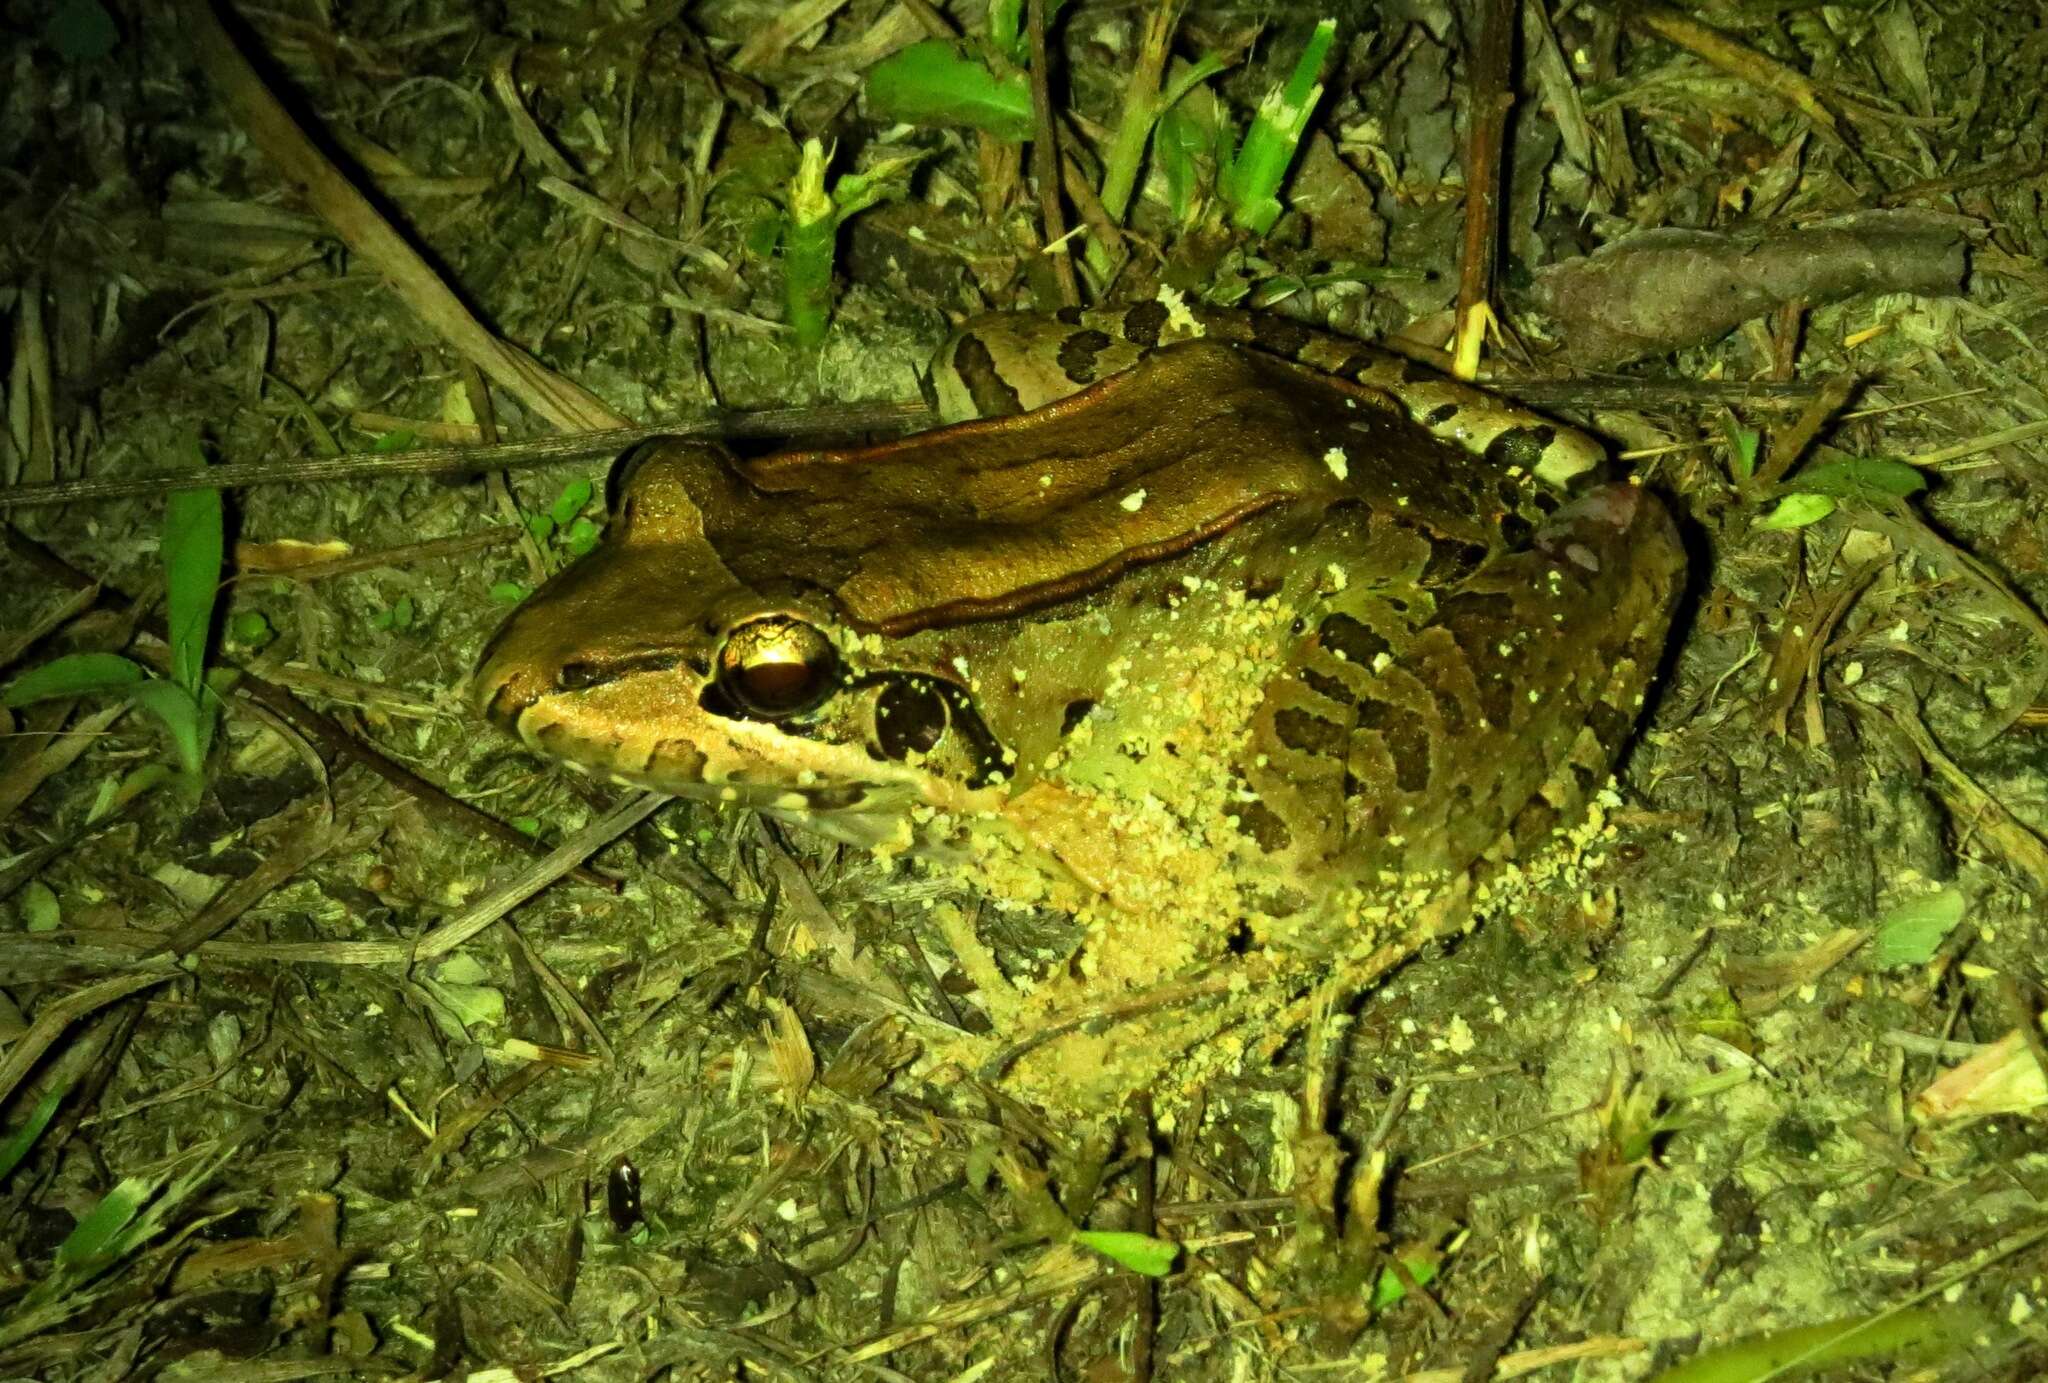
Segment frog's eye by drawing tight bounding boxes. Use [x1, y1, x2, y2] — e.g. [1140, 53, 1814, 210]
[715, 617, 840, 720]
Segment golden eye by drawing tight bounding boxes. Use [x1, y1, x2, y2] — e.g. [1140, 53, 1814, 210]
[715, 617, 839, 720]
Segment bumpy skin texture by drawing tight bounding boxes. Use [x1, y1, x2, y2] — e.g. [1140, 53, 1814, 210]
[472, 313, 1686, 1106]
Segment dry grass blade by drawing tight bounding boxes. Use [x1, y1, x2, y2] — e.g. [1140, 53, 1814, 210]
[409, 791, 672, 962]
[733, 0, 854, 72]
[0, 969, 175, 1111]
[0, 702, 127, 828]
[838, 1243, 1101, 1364]
[1628, 3, 1842, 142]
[177, 0, 629, 433]
[1882, 700, 2048, 892]
[157, 793, 342, 956]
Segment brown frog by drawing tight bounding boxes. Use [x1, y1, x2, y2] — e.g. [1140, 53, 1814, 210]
[472, 303, 1685, 1108]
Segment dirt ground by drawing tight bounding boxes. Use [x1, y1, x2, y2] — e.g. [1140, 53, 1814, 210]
[4, 0, 2048, 1379]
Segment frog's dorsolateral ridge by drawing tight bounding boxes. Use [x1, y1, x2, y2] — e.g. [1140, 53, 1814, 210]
[473, 309, 1685, 1110]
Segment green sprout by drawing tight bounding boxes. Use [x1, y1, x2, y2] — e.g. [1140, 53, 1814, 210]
[781, 138, 926, 350]
[1219, 20, 1336, 234]
[3, 446, 227, 794]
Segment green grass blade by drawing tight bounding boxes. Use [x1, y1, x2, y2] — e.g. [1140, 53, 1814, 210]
[128, 679, 206, 777]
[56, 1176, 155, 1271]
[2, 652, 146, 706]
[1649, 1305, 1990, 1382]
[0, 1088, 67, 1185]
[163, 450, 224, 698]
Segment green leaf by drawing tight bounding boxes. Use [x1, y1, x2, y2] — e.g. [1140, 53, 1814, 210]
[490, 581, 529, 604]
[0, 1088, 67, 1186]
[389, 595, 415, 631]
[1756, 493, 1835, 531]
[865, 40, 1034, 141]
[1785, 456, 1928, 503]
[526, 512, 556, 543]
[370, 429, 418, 453]
[565, 517, 601, 556]
[551, 478, 594, 527]
[3, 652, 147, 706]
[1872, 888, 1967, 968]
[129, 679, 207, 777]
[1368, 1252, 1441, 1310]
[20, 880, 61, 932]
[1072, 1229, 1179, 1277]
[163, 458, 224, 697]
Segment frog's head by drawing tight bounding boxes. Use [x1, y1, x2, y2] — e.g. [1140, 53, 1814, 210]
[471, 439, 1008, 815]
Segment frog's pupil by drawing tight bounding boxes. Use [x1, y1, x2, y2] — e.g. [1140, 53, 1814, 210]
[739, 659, 819, 711]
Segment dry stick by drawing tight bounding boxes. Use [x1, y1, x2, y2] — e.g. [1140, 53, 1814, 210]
[178, 0, 629, 433]
[0, 402, 929, 510]
[1127, 1094, 1159, 1383]
[1453, 0, 1515, 375]
[1027, 0, 1081, 308]
[0, 526, 619, 892]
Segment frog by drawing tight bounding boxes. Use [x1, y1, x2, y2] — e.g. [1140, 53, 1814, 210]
[471, 302, 1686, 1110]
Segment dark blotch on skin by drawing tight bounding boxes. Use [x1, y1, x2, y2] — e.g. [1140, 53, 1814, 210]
[1252, 314, 1313, 356]
[1420, 536, 1488, 588]
[1424, 403, 1460, 427]
[1275, 707, 1346, 758]
[957, 335, 1025, 417]
[1056, 305, 1086, 325]
[1318, 612, 1391, 667]
[1123, 299, 1169, 348]
[558, 651, 686, 690]
[1233, 795, 1292, 852]
[1061, 698, 1097, 736]
[1300, 667, 1354, 707]
[1385, 717, 1432, 793]
[1432, 684, 1466, 735]
[1400, 358, 1438, 385]
[1335, 351, 1378, 381]
[1057, 329, 1116, 384]
[1508, 793, 1558, 846]
[1484, 425, 1556, 471]
[1585, 697, 1633, 751]
[1435, 591, 1520, 727]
